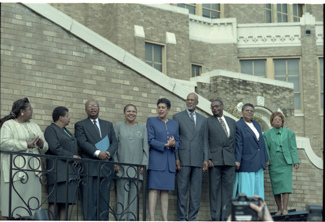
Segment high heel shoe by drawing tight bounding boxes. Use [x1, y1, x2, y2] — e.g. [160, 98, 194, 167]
[275, 210, 282, 216]
[282, 210, 288, 215]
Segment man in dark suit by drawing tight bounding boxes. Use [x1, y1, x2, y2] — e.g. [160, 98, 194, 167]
[207, 99, 236, 221]
[173, 93, 208, 221]
[75, 99, 118, 220]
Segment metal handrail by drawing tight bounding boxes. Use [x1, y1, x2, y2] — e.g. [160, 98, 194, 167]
[0, 150, 147, 220]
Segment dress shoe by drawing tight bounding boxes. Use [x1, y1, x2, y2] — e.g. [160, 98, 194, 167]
[282, 210, 288, 215]
[275, 210, 282, 216]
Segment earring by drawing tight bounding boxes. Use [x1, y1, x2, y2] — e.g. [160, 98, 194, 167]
[22, 113, 24, 116]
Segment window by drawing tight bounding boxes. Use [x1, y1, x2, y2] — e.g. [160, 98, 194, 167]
[320, 58, 324, 109]
[202, 4, 221, 19]
[177, 3, 196, 15]
[265, 4, 272, 23]
[293, 4, 303, 22]
[145, 42, 164, 73]
[240, 60, 266, 77]
[274, 59, 301, 110]
[175, 3, 223, 18]
[191, 64, 202, 77]
[277, 4, 288, 22]
[265, 4, 305, 23]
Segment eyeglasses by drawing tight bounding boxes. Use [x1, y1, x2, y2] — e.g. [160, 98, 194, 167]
[87, 104, 99, 108]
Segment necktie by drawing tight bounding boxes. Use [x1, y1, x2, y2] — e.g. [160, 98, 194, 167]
[219, 118, 228, 137]
[93, 120, 101, 138]
[190, 113, 195, 128]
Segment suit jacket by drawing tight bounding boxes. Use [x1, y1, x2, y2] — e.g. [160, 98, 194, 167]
[45, 123, 79, 185]
[75, 118, 118, 177]
[263, 126, 299, 166]
[207, 115, 236, 166]
[146, 117, 180, 172]
[235, 118, 269, 172]
[173, 110, 208, 167]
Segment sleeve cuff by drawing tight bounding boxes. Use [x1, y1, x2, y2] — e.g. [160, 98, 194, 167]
[94, 150, 100, 158]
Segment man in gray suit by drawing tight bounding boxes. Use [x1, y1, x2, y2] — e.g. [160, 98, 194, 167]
[208, 99, 236, 221]
[173, 93, 208, 221]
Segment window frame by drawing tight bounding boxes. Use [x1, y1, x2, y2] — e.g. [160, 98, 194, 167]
[239, 59, 267, 78]
[265, 3, 305, 23]
[273, 57, 303, 113]
[201, 4, 222, 19]
[145, 41, 166, 74]
[173, 3, 224, 18]
[191, 63, 203, 77]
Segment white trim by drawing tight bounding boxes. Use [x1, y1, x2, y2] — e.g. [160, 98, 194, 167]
[296, 137, 323, 169]
[294, 113, 305, 117]
[166, 32, 177, 44]
[142, 3, 189, 15]
[134, 25, 145, 38]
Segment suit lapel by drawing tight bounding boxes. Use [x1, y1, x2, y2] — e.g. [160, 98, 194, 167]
[180, 111, 195, 135]
[243, 120, 258, 142]
[281, 127, 288, 142]
[194, 114, 203, 135]
[98, 119, 108, 138]
[211, 116, 228, 138]
[86, 118, 102, 142]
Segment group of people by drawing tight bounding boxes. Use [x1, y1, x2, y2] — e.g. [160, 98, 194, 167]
[0, 93, 299, 221]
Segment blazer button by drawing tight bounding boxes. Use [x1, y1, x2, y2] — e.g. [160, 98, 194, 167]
[258, 149, 260, 151]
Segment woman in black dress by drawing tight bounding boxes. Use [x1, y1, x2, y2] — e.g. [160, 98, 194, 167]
[44, 106, 81, 220]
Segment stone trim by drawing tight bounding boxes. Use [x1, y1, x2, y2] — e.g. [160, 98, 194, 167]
[297, 137, 323, 169]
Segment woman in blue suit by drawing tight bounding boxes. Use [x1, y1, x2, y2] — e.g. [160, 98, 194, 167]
[146, 98, 180, 221]
[233, 103, 269, 200]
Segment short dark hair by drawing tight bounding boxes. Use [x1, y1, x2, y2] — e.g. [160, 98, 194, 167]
[211, 99, 223, 105]
[270, 111, 285, 126]
[52, 106, 69, 122]
[157, 98, 171, 109]
[0, 98, 30, 128]
[123, 104, 137, 113]
[242, 103, 255, 111]
[85, 99, 99, 109]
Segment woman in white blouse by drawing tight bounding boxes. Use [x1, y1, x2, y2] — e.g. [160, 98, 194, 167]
[0, 98, 48, 219]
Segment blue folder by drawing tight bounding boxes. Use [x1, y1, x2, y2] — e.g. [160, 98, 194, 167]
[95, 135, 110, 161]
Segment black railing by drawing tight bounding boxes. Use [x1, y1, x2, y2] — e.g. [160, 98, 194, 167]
[0, 150, 147, 220]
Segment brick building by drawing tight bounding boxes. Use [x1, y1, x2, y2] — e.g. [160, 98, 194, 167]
[0, 3, 323, 220]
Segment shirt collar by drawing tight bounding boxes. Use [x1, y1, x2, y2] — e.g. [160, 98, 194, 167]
[186, 109, 196, 116]
[90, 118, 99, 123]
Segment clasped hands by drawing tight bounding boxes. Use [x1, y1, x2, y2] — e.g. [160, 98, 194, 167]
[98, 151, 110, 160]
[27, 136, 44, 149]
[165, 136, 175, 149]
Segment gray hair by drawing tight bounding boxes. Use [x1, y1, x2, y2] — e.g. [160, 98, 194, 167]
[85, 99, 99, 109]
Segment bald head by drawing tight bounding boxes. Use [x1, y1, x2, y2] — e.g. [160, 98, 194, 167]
[186, 93, 199, 112]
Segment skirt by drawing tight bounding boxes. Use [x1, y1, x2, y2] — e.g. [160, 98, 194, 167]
[48, 180, 78, 204]
[148, 166, 175, 190]
[1, 170, 41, 218]
[269, 152, 293, 195]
